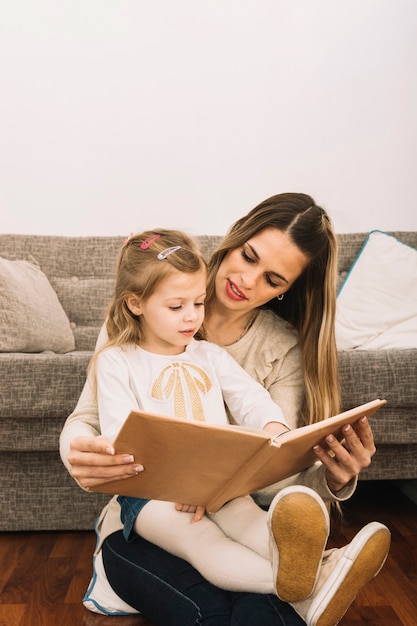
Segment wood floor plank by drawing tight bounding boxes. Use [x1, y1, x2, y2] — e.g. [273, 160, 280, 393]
[80, 613, 155, 626]
[0, 605, 26, 626]
[0, 536, 19, 595]
[0, 536, 53, 604]
[345, 605, 403, 625]
[50, 531, 89, 558]
[65, 541, 96, 604]
[373, 560, 417, 624]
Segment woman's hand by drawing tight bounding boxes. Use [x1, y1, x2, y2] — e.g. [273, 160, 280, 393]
[313, 416, 376, 493]
[175, 503, 206, 523]
[68, 435, 144, 490]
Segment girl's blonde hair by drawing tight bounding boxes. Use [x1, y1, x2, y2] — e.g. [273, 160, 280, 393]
[206, 193, 340, 426]
[104, 229, 206, 350]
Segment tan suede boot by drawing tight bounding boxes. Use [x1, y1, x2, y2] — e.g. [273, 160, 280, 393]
[291, 521, 391, 626]
[267, 485, 330, 602]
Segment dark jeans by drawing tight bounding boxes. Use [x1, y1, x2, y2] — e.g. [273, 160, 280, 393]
[102, 531, 305, 626]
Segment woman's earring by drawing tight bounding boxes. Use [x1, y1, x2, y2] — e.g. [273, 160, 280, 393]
[277, 294, 284, 301]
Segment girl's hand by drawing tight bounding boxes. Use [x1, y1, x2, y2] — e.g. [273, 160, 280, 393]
[313, 416, 376, 493]
[68, 435, 144, 490]
[175, 503, 206, 522]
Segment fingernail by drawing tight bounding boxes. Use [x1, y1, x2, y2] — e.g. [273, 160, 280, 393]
[105, 446, 115, 455]
[343, 424, 352, 433]
[133, 464, 144, 474]
[326, 435, 334, 443]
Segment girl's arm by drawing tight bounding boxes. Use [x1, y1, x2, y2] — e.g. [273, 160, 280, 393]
[217, 349, 291, 432]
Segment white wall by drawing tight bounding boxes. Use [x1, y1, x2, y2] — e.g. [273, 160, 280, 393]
[1, 0, 416, 237]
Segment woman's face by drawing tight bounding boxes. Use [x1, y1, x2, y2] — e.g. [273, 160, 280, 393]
[215, 227, 309, 313]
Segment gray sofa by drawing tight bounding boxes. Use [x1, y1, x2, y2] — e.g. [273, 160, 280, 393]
[1, 232, 416, 531]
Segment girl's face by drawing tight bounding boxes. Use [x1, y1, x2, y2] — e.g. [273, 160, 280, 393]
[215, 228, 309, 313]
[128, 268, 207, 355]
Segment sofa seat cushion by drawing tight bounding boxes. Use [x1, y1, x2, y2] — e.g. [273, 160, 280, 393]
[0, 351, 91, 419]
[339, 349, 417, 445]
[0, 450, 110, 531]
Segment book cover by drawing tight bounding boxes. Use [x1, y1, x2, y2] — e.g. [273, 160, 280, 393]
[91, 398, 386, 512]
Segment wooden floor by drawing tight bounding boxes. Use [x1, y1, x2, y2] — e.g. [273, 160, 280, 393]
[0, 480, 416, 626]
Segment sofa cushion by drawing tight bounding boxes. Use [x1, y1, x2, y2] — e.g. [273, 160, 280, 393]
[0, 351, 91, 421]
[0, 256, 75, 353]
[335, 230, 417, 350]
[338, 348, 417, 444]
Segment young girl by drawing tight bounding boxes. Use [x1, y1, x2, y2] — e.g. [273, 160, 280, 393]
[88, 228, 390, 623]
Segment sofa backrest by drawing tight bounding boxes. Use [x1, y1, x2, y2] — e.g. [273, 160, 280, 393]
[1, 231, 416, 351]
[0, 234, 222, 351]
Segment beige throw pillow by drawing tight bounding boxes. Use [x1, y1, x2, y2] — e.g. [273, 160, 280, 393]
[0, 256, 75, 353]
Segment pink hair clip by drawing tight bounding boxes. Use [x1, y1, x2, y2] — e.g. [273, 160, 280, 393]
[123, 232, 134, 245]
[140, 234, 161, 249]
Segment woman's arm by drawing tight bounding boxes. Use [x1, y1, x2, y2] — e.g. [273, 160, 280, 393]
[259, 347, 375, 499]
[60, 324, 144, 489]
[59, 375, 143, 490]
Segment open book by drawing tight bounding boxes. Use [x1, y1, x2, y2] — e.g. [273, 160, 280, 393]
[91, 398, 386, 513]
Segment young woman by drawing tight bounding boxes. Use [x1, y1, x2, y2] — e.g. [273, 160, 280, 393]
[60, 193, 389, 626]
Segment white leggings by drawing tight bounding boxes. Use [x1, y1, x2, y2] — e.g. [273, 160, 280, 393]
[134, 495, 275, 594]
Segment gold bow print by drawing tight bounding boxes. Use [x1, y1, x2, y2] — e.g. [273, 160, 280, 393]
[151, 362, 212, 421]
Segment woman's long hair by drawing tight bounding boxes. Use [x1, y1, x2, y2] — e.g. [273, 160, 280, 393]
[206, 193, 340, 425]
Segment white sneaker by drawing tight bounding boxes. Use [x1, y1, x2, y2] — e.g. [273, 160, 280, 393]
[267, 485, 330, 602]
[83, 516, 138, 616]
[291, 521, 391, 626]
[83, 550, 139, 615]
